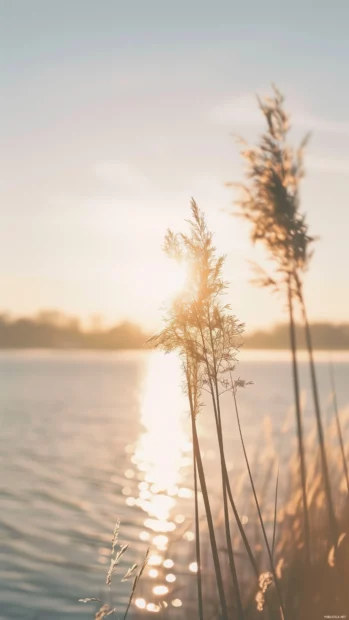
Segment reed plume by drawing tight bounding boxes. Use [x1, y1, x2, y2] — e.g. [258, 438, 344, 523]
[231, 85, 339, 566]
[230, 86, 312, 565]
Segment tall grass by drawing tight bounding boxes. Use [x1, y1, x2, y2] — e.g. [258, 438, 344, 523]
[230, 86, 340, 566]
[144, 88, 348, 618]
[82, 86, 348, 620]
[149, 200, 266, 618]
[211, 403, 349, 619]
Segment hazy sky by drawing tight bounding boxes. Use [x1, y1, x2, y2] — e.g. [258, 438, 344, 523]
[1, 1, 349, 330]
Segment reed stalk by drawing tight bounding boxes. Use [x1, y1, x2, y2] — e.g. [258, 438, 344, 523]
[210, 380, 244, 619]
[231, 86, 314, 566]
[195, 310, 245, 617]
[287, 278, 311, 566]
[271, 467, 279, 559]
[186, 357, 228, 619]
[329, 361, 349, 496]
[192, 413, 204, 620]
[297, 284, 338, 548]
[232, 387, 286, 620]
[189, 390, 229, 618]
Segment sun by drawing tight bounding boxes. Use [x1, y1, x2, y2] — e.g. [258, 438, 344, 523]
[160, 261, 187, 300]
[131, 254, 189, 324]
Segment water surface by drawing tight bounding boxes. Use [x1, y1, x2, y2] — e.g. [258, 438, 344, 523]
[0, 349, 348, 619]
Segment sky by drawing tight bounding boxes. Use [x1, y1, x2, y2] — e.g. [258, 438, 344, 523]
[1, 1, 349, 331]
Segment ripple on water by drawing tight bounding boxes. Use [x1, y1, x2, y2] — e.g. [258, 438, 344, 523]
[0, 350, 348, 617]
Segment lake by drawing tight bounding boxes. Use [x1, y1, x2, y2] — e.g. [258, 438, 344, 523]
[1, 349, 348, 619]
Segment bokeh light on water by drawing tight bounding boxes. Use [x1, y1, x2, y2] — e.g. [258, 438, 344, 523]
[0, 350, 348, 617]
[122, 352, 196, 613]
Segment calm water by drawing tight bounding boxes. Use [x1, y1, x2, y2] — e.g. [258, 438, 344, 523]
[0, 349, 348, 619]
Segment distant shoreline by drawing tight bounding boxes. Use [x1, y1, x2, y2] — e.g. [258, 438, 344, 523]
[1, 347, 349, 356]
[1, 313, 349, 351]
[2, 348, 349, 367]
[1, 345, 349, 350]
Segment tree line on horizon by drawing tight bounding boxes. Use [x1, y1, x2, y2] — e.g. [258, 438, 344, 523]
[0, 311, 348, 350]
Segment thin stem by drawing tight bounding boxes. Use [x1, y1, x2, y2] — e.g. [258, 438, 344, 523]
[192, 421, 228, 619]
[232, 388, 287, 620]
[287, 278, 311, 566]
[123, 578, 136, 620]
[329, 361, 349, 496]
[207, 316, 244, 619]
[298, 286, 338, 548]
[192, 422, 204, 620]
[272, 467, 279, 559]
[224, 452, 259, 576]
[123, 548, 149, 620]
[186, 369, 228, 619]
[196, 314, 258, 579]
[213, 381, 244, 620]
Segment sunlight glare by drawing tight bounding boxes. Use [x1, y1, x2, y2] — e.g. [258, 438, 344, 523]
[153, 585, 169, 596]
[159, 260, 187, 301]
[123, 353, 193, 592]
[132, 353, 189, 523]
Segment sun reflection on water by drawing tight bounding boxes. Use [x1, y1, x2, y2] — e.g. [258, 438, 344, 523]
[123, 352, 193, 611]
[137, 354, 189, 487]
[132, 353, 190, 534]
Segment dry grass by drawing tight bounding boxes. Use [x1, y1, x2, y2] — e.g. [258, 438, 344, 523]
[79, 521, 150, 619]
